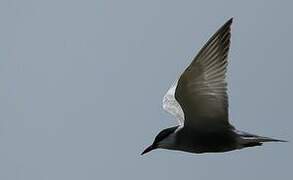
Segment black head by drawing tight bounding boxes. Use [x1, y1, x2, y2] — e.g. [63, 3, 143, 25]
[141, 126, 178, 155]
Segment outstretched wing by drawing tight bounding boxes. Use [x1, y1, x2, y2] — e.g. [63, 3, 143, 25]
[175, 18, 233, 130]
[162, 79, 184, 125]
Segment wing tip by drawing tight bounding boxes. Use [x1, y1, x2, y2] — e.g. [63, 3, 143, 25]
[222, 17, 233, 30]
[227, 17, 233, 24]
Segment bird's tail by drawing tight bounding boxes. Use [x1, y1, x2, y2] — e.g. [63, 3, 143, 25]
[235, 130, 287, 148]
[251, 136, 288, 143]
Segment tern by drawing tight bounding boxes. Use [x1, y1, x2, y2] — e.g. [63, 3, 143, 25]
[142, 18, 286, 155]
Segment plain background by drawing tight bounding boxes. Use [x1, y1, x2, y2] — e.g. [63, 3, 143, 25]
[0, 0, 292, 179]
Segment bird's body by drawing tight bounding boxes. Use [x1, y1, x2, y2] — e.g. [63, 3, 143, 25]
[156, 126, 237, 153]
[142, 18, 286, 155]
[153, 125, 284, 154]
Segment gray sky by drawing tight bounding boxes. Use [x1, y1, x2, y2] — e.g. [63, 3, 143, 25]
[0, 0, 292, 179]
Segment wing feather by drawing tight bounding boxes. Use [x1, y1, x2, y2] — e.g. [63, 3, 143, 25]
[175, 18, 233, 130]
[162, 80, 184, 125]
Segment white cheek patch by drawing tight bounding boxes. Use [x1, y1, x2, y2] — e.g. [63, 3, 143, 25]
[158, 133, 177, 149]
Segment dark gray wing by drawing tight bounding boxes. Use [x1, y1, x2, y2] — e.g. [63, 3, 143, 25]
[175, 18, 233, 131]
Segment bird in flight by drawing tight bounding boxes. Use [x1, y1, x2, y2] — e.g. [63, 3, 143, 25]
[142, 18, 286, 155]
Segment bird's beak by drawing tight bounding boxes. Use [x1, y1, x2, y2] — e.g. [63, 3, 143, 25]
[141, 144, 156, 155]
